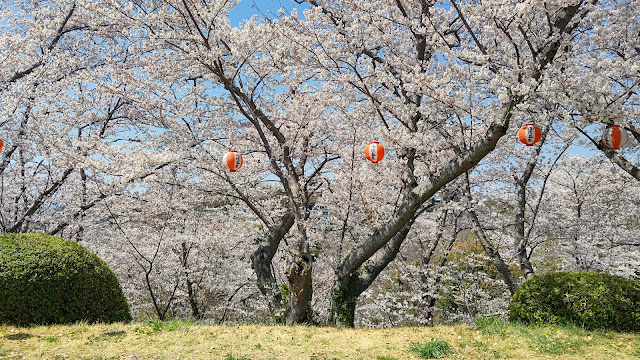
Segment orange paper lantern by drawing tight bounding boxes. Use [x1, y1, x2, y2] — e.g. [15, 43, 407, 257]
[602, 124, 628, 150]
[518, 123, 541, 146]
[365, 141, 385, 163]
[223, 150, 243, 172]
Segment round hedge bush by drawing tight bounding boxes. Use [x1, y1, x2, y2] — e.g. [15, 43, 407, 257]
[0, 233, 131, 326]
[509, 271, 640, 331]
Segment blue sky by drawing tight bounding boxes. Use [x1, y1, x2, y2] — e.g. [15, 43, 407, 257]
[228, 0, 308, 25]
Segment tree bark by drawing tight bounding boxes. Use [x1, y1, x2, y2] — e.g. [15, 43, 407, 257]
[468, 208, 519, 295]
[329, 274, 360, 327]
[330, 219, 415, 327]
[285, 253, 313, 324]
[250, 211, 295, 318]
[514, 173, 536, 279]
[180, 241, 201, 319]
[513, 126, 550, 279]
[464, 172, 519, 295]
[185, 275, 200, 319]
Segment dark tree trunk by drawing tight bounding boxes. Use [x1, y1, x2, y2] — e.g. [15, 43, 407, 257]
[181, 241, 201, 319]
[285, 253, 313, 324]
[330, 220, 415, 327]
[185, 276, 200, 319]
[251, 245, 283, 314]
[469, 209, 519, 295]
[250, 211, 295, 319]
[464, 173, 519, 295]
[329, 276, 360, 327]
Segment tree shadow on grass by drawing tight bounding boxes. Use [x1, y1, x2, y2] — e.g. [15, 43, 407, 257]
[5, 333, 31, 340]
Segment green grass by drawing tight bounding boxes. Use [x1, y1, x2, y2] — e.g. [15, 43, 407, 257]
[473, 316, 510, 336]
[409, 339, 453, 358]
[132, 317, 194, 335]
[0, 320, 639, 359]
[471, 315, 639, 357]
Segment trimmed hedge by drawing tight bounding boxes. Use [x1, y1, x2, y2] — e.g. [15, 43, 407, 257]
[0, 233, 131, 326]
[509, 271, 640, 331]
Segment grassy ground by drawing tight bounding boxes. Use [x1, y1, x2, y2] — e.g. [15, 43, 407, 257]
[1, 318, 639, 360]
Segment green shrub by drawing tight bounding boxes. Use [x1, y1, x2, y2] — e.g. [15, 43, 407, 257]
[509, 271, 640, 331]
[0, 233, 131, 326]
[409, 339, 453, 359]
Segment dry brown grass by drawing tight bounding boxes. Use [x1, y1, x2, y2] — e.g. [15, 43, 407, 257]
[0, 321, 638, 359]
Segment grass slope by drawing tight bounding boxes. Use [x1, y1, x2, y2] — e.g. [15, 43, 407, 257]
[0, 319, 639, 359]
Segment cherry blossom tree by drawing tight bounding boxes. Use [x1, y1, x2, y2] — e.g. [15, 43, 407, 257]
[536, 155, 640, 280]
[293, 0, 601, 326]
[0, 1, 184, 239]
[3, 0, 638, 326]
[549, 0, 640, 180]
[463, 118, 573, 294]
[88, 170, 263, 321]
[1, 1, 124, 235]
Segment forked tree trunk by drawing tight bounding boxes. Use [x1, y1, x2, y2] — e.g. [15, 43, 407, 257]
[329, 220, 415, 327]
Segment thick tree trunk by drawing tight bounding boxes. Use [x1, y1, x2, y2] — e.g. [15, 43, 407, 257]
[330, 220, 415, 327]
[251, 245, 283, 314]
[250, 211, 295, 318]
[285, 253, 313, 324]
[330, 276, 360, 327]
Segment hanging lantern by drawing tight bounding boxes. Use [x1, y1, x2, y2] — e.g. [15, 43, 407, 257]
[365, 141, 385, 163]
[518, 123, 541, 146]
[602, 124, 628, 150]
[0, 139, 3, 153]
[223, 150, 243, 172]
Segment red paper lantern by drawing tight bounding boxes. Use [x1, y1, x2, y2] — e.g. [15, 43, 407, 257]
[223, 150, 243, 172]
[602, 124, 629, 150]
[365, 141, 385, 163]
[0, 139, 3, 153]
[518, 123, 541, 146]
